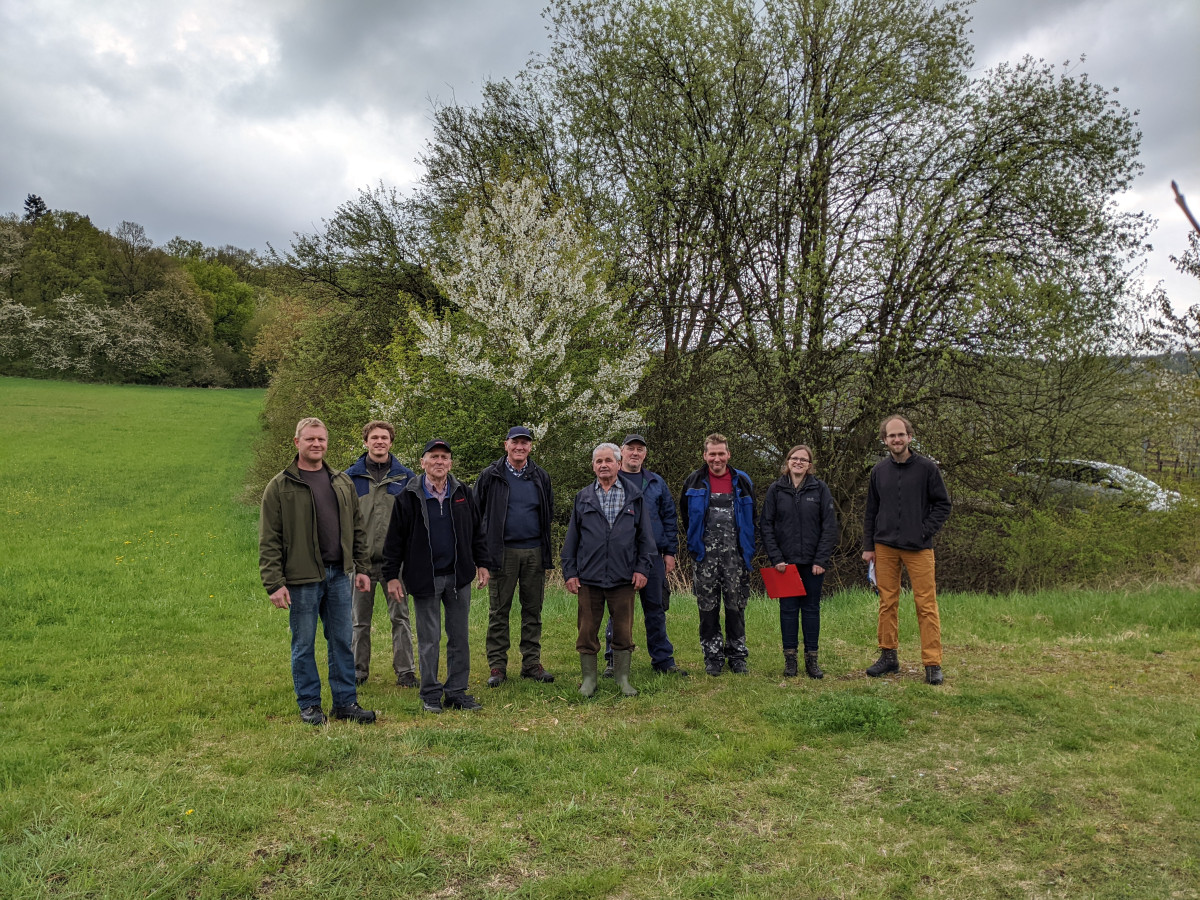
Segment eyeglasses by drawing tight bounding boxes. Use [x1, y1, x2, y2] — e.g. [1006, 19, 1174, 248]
[789, 457, 811, 464]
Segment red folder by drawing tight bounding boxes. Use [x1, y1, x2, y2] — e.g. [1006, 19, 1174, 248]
[760, 564, 806, 598]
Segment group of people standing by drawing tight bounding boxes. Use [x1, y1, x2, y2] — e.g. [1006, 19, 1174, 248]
[258, 415, 952, 726]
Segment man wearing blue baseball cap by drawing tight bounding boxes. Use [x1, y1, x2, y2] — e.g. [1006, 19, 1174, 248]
[475, 426, 556, 686]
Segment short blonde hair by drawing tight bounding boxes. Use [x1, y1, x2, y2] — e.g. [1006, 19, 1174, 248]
[295, 417, 327, 439]
[704, 432, 729, 452]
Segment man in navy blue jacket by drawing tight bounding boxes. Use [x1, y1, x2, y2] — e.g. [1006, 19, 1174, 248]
[601, 434, 685, 677]
[562, 442, 657, 698]
[345, 421, 416, 687]
[475, 426, 556, 687]
[678, 433, 757, 676]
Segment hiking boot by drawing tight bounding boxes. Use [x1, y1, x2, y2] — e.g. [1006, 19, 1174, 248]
[924, 665, 944, 686]
[443, 693, 482, 710]
[705, 659, 724, 677]
[355, 675, 368, 686]
[421, 699, 444, 714]
[728, 658, 749, 674]
[866, 648, 899, 678]
[655, 664, 688, 677]
[331, 702, 377, 724]
[299, 706, 327, 726]
[613, 649, 638, 697]
[602, 659, 614, 678]
[486, 668, 507, 688]
[783, 650, 798, 678]
[579, 653, 599, 698]
[804, 651, 825, 680]
[396, 672, 417, 688]
[521, 664, 555, 683]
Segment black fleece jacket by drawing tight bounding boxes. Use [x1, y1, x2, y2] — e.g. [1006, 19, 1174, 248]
[862, 453, 951, 552]
[381, 475, 487, 595]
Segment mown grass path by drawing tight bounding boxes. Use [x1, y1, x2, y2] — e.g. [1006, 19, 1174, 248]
[1, 377, 1198, 899]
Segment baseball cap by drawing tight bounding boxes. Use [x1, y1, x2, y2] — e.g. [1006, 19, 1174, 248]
[423, 438, 452, 454]
[506, 426, 533, 440]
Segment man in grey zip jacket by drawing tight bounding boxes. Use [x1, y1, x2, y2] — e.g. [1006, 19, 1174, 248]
[345, 421, 417, 687]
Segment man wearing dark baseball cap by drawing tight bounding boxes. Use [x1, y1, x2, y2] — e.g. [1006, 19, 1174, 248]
[474, 426, 556, 686]
[382, 438, 490, 713]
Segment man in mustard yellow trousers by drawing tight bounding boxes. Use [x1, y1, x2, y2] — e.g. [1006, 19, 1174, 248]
[861, 415, 952, 685]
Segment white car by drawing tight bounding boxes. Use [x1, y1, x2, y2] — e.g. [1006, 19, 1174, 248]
[1006, 459, 1184, 512]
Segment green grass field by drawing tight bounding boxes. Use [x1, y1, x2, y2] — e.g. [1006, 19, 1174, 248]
[1, 376, 1198, 899]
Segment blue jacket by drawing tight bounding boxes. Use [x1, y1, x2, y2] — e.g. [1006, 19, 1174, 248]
[618, 468, 678, 555]
[678, 466, 756, 570]
[561, 480, 657, 588]
[344, 452, 416, 572]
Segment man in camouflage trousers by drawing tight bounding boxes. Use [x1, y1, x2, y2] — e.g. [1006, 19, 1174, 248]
[678, 433, 757, 676]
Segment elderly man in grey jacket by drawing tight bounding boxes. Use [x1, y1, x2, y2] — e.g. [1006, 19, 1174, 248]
[561, 442, 657, 698]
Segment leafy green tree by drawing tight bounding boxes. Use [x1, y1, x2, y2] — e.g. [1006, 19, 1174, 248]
[422, 0, 1149, 509]
[11, 210, 112, 307]
[108, 221, 169, 299]
[22, 194, 47, 224]
[368, 178, 647, 493]
[183, 257, 256, 351]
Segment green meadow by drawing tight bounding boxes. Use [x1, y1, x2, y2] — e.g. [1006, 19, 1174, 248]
[1, 376, 1197, 899]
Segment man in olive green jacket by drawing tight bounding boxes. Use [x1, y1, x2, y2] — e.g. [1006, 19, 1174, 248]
[259, 417, 376, 726]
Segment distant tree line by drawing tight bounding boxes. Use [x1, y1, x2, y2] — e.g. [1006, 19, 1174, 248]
[0, 194, 270, 386]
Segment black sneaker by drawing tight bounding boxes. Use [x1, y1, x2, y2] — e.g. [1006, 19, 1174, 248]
[728, 658, 749, 674]
[331, 702, 377, 724]
[299, 706, 327, 726]
[602, 660, 614, 678]
[486, 668, 507, 688]
[421, 699, 444, 714]
[396, 672, 417, 688]
[655, 664, 689, 677]
[521, 664, 555, 683]
[443, 693, 482, 711]
[704, 659, 723, 677]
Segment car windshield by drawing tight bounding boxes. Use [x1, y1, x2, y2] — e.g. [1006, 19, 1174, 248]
[1103, 466, 1162, 495]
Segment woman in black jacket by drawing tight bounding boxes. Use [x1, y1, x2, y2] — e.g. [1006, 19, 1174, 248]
[759, 445, 839, 678]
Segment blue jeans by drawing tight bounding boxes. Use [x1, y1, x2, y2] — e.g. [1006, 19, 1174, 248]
[605, 555, 676, 669]
[288, 566, 357, 710]
[779, 565, 824, 653]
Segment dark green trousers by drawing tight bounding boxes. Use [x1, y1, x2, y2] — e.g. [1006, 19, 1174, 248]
[485, 546, 546, 673]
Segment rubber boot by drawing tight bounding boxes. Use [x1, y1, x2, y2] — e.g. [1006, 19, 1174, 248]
[804, 651, 825, 680]
[579, 654, 598, 698]
[865, 647, 899, 677]
[783, 650, 798, 677]
[613, 649, 638, 697]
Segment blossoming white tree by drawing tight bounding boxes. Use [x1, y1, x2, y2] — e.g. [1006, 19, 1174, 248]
[371, 178, 647, 478]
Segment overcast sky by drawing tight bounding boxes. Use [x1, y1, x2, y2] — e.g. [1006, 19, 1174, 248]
[1, 0, 1196, 309]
